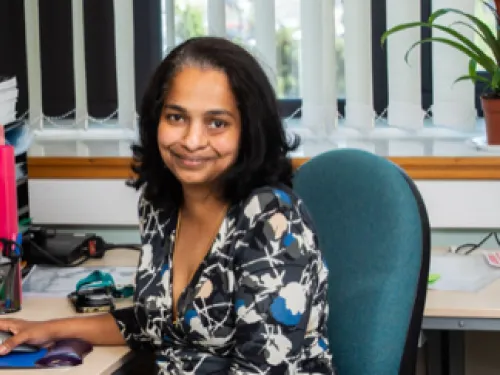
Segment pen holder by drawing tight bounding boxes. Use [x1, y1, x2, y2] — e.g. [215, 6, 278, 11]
[0, 239, 22, 314]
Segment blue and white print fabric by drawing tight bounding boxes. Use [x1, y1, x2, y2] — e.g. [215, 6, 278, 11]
[111, 186, 334, 374]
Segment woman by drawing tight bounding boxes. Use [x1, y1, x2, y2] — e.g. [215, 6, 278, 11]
[0, 37, 334, 374]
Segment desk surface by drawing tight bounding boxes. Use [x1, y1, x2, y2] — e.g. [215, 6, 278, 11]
[0, 249, 140, 375]
[426, 281, 500, 319]
[5, 246, 498, 373]
[425, 249, 500, 320]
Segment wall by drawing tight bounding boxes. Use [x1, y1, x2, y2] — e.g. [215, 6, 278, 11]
[27, 179, 500, 228]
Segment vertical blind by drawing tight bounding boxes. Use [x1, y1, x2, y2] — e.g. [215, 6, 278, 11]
[386, 0, 424, 129]
[431, 0, 477, 131]
[5, 0, 485, 149]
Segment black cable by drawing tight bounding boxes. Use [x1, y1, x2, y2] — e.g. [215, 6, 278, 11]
[103, 243, 141, 251]
[27, 240, 90, 267]
[455, 232, 500, 255]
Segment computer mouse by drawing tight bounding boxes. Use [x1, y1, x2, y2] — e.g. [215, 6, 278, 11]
[0, 331, 40, 353]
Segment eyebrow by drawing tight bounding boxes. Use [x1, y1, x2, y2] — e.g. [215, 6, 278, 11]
[164, 104, 236, 119]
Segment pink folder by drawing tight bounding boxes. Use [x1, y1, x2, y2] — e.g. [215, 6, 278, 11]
[0, 143, 18, 248]
[0, 143, 22, 311]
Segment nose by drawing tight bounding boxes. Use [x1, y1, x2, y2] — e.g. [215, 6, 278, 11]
[183, 120, 208, 151]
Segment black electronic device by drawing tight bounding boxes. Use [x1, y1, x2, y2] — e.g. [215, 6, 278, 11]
[20, 227, 140, 267]
[68, 290, 115, 314]
[22, 228, 106, 266]
[33, 233, 88, 264]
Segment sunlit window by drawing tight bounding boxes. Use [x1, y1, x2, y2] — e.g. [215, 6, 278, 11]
[161, 0, 345, 99]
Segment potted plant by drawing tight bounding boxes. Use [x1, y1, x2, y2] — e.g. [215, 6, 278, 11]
[381, 1, 500, 145]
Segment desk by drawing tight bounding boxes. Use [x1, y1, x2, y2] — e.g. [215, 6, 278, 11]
[0, 249, 140, 375]
[422, 250, 500, 375]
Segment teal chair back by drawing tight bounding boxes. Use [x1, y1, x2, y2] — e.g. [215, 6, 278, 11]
[294, 149, 430, 375]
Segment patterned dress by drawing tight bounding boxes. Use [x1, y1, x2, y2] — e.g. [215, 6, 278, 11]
[111, 185, 334, 374]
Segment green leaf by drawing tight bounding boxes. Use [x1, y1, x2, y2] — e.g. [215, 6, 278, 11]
[420, 23, 497, 71]
[429, 8, 500, 66]
[469, 59, 477, 77]
[454, 73, 490, 86]
[381, 21, 428, 46]
[483, 1, 500, 42]
[482, 1, 500, 24]
[451, 20, 489, 48]
[492, 68, 500, 90]
[404, 37, 496, 76]
[382, 18, 498, 72]
[453, 74, 491, 95]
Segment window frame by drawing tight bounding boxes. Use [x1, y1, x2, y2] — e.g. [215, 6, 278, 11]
[26, 155, 500, 180]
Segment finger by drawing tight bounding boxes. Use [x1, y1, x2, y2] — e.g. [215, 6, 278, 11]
[0, 333, 28, 355]
[0, 319, 19, 333]
[41, 341, 54, 349]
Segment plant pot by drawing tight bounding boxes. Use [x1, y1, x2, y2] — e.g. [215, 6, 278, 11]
[481, 96, 500, 145]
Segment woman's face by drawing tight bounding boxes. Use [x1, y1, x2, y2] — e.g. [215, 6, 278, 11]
[157, 66, 241, 191]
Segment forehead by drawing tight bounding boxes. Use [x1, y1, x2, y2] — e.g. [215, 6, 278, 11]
[165, 67, 237, 110]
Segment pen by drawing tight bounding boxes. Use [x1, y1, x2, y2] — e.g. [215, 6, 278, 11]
[4, 265, 11, 310]
[0, 273, 5, 302]
[15, 233, 22, 257]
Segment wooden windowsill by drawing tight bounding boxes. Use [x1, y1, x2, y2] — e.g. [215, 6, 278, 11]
[25, 156, 500, 180]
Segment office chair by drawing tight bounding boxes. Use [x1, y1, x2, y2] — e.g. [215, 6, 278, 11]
[294, 148, 430, 375]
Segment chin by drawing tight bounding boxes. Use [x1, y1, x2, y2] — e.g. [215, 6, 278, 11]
[180, 178, 210, 186]
[175, 171, 212, 186]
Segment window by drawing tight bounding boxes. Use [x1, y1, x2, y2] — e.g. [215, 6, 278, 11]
[161, 0, 347, 118]
[0, 0, 494, 158]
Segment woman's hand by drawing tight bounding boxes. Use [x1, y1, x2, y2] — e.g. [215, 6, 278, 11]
[0, 318, 57, 355]
[0, 313, 126, 354]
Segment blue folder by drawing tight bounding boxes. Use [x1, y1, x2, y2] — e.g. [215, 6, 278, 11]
[0, 348, 48, 368]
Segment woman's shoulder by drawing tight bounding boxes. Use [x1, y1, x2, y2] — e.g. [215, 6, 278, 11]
[232, 185, 322, 263]
[240, 185, 298, 213]
[237, 184, 312, 226]
[137, 188, 176, 242]
[137, 186, 177, 218]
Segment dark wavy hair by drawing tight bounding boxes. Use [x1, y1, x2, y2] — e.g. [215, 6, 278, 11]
[128, 36, 299, 210]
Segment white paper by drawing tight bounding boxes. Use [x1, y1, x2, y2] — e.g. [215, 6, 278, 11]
[0, 77, 17, 92]
[22, 265, 136, 297]
[429, 252, 500, 292]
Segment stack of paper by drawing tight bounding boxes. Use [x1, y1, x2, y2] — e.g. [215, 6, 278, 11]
[0, 77, 18, 126]
[429, 252, 500, 292]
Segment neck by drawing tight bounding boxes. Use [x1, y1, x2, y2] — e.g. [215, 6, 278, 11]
[181, 185, 227, 221]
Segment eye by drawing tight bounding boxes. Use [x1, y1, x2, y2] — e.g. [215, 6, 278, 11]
[208, 119, 227, 129]
[166, 113, 185, 123]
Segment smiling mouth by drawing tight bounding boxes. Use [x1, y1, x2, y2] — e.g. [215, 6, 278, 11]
[170, 150, 214, 164]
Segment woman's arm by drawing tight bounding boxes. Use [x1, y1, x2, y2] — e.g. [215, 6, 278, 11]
[0, 313, 125, 354]
[47, 313, 126, 345]
[110, 307, 156, 350]
[0, 193, 157, 355]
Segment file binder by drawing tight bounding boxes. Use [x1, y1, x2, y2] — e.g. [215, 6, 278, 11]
[0, 142, 18, 249]
[0, 141, 22, 312]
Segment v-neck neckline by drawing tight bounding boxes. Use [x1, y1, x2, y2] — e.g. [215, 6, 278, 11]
[167, 207, 229, 329]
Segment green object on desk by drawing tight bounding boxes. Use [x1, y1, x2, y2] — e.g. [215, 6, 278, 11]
[76, 270, 134, 298]
[428, 273, 440, 285]
[18, 217, 32, 228]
